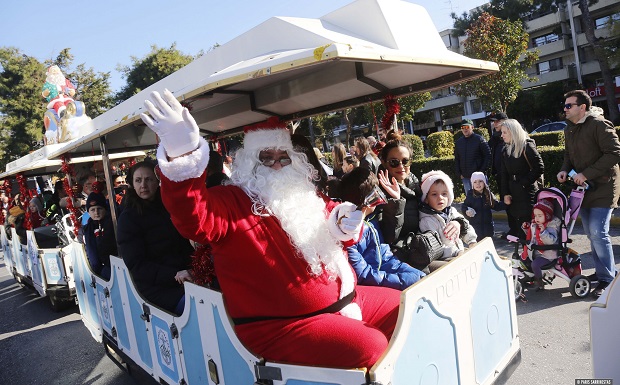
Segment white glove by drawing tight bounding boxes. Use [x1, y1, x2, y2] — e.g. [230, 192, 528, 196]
[140, 89, 200, 158]
[465, 208, 476, 217]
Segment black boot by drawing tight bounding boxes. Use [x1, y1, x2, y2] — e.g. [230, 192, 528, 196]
[533, 278, 545, 291]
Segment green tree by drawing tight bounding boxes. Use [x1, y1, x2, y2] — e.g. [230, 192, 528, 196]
[457, 13, 538, 112]
[115, 43, 195, 103]
[450, 0, 559, 36]
[0, 47, 47, 168]
[68, 63, 115, 118]
[0, 47, 114, 170]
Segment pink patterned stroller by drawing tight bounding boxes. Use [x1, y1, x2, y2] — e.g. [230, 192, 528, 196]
[510, 186, 590, 298]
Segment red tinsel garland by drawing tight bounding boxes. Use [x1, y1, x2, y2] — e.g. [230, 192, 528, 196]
[15, 173, 32, 230]
[60, 154, 81, 236]
[381, 94, 400, 131]
[191, 243, 216, 287]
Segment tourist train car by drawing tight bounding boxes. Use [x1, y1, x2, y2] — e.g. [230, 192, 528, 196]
[590, 275, 620, 381]
[38, 0, 519, 383]
[0, 145, 144, 310]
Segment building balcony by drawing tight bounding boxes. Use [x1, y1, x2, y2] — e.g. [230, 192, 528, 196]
[575, 28, 613, 47]
[571, 0, 619, 17]
[522, 67, 571, 88]
[581, 60, 602, 76]
[529, 38, 569, 57]
[418, 94, 463, 112]
[527, 11, 562, 33]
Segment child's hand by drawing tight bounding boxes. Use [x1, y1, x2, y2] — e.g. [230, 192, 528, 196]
[444, 221, 461, 242]
[521, 222, 530, 230]
[378, 170, 400, 200]
[465, 208, 476, 217]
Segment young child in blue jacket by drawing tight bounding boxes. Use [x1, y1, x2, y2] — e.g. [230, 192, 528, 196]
[337, 167, 425, 290]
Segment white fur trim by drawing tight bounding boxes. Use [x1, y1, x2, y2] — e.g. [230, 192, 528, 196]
[421, 170, 454, 206]
[327, 203, 356, 242]
[339, 303, 363, 321]
[334, 251, 355, 299]
[157, 137, 210, 182]
[243, 129, 293, 153]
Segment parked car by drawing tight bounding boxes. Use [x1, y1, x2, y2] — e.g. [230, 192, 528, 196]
[531, 121, 567, 134]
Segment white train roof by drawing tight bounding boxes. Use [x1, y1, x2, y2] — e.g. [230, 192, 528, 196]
[1, 146, 145, 178]
[48, 0, 497, 158]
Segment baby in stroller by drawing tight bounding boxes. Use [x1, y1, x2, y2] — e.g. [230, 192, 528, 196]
[511, 187, 590, 298]
[521, 198, 560, 291]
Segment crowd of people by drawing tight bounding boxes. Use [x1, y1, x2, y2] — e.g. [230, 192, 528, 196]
[1, 87, 617, 371]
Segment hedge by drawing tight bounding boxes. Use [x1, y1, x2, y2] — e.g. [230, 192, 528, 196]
[410, 145, 567, 201]
[401, 134, 425, 160]
[427, 131, 454, 158]
[530, 131, 564, 147]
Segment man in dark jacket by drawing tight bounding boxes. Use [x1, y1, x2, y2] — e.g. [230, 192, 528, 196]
[557, 89, 620, 298]
[454, 119, 491, 195]
[488, 112, 508, 196]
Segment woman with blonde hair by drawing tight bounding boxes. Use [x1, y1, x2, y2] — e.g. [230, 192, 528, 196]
[500, 119, 544, 238]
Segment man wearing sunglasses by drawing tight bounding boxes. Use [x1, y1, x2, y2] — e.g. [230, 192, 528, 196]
[557, 89, 620, 298]
[140, 90, 401, 370]
[454, 119, 491, 195]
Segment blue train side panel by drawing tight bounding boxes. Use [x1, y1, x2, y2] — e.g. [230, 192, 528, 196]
[75, 239, 517, 385]
[372, 238, 520, 385]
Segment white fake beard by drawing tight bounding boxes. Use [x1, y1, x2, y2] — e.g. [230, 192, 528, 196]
[47, 72, 66, 88]
[253, 165, 345, 277]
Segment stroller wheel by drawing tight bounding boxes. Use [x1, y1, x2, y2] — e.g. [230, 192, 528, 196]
[514, 277, 523, 299]
[569, 275, 591, 298]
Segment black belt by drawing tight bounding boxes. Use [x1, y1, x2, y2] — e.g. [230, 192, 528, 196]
[232, 290, 356, 325]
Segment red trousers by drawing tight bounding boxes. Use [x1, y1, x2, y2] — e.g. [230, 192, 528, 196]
[235, 285, 401, 369]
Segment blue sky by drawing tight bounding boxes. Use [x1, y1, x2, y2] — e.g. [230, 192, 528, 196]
[1, 0, 485, 93]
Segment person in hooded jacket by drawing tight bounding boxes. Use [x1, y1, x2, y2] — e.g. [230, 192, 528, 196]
[83, 191, 116, 280]
[557, 89, 620, 298]
[117, 160, 195, 314]
[500, 119, 544, 239]
[375, 130, 464, 271]
[462, 172, 506, 241]
[488, 112, 508, 195]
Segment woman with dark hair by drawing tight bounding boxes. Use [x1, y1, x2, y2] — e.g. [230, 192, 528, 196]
[117, 160, 194, 314]
[356, 137, 381, 174]
[376, 130, 463, 271]
[331, 143, 347, 179]
[500, 119, 544, 238]
[206, 150, 230, 188]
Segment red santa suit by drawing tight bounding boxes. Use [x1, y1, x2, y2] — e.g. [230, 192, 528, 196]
[156, 136, 400, 369]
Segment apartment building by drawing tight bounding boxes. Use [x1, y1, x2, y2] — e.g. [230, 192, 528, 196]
[411, 0, 620, 134]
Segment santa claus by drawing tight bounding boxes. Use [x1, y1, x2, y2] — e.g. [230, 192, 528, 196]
[41, 65, 76, 117]
[141, 89, 401, 369]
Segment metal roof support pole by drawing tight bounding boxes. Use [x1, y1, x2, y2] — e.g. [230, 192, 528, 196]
[99, 136, 118, 238]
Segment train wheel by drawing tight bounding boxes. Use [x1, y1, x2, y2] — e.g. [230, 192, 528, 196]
[569, 275, 591, 298]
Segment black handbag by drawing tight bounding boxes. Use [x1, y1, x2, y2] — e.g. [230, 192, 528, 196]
[395, 230, 444, 270]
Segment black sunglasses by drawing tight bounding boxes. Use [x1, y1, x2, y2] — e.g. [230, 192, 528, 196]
[260, 157, 292, 167]
[564, 103, 581, 110]
[388, 158, 411, 168]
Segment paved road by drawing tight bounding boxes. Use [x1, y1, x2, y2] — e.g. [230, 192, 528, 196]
[491, 215, 620, 385]
[0, 213, 618, 385]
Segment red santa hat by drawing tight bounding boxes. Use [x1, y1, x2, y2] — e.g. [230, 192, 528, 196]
[420, 170, 454, 206]
[533, 199, 555, 222]
[242, 117, 292, 153]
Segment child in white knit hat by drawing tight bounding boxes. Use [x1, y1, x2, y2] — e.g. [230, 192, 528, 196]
[419, 170, 478, 265]
[462, 171, 506, 241]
